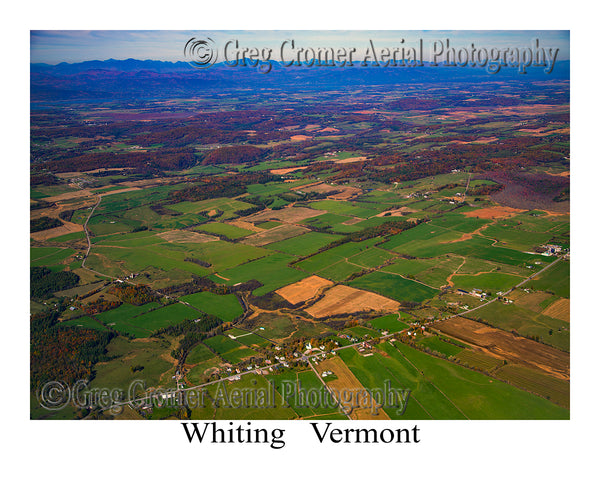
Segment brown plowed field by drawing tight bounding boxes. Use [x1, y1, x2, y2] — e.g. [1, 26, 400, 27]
[305, 285, 400, 318]
[275, 275, 333, 305]
[314, 356, 390, 420]
[436, 316, 569, 380]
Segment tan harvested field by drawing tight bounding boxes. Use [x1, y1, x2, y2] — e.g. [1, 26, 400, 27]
[542, 298, 570, 322]
[436, 317, 569, 380]
[510, 290, 554, 313]
[245, 206, 325, 224]
[471, 136, 499, 144]
[156, 230, 219, 244]
[226, 219, 265, 233]
[270, 166, 308, 175]
[290, 135, 312, 141]
[30, 220, 84, 241]
[305, 285, 400, 318]
[241, 224, 309, 247]
[276, 275, 334, 305]
[297, 182, 362, 200]
[314, 356, 390, 420]
[334, 156, 368, 164]
[462, 206, 525, 219]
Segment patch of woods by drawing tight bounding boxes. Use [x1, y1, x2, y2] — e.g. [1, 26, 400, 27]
[184, 257, 212, 268]
[468, 183, 504, 196]
[58, 209, 75, 222]
[153, 314, 223, 363]
[158, 275, 260, 297]
[31, 216, 63, 232]
[82, 298, 122, 315]
[107, 283, 158, 305]
[31, 267, 80, 299]
[201, 145, 267, 165]
[168, 172, 274, 203]
[38, 148, 196, 174]
[31, 173, 61, 186]
[30, 309, 114, 390]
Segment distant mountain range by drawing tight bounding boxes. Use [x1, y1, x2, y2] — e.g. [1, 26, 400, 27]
[30, 58, 570, 102]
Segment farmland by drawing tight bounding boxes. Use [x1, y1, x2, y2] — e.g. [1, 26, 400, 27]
[30, 63, 570, 421]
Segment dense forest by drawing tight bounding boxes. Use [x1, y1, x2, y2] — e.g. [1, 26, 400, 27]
[30, 310, 114, 390]
[30, 267, 80, 299]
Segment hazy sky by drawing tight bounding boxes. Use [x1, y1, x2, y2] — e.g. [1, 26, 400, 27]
[31, 30, 570, 65]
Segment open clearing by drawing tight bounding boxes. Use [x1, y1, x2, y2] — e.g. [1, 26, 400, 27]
[275, 275, 334, 305]
[462, 206, 525, 219]
[436, 316, 569, 380]
[305, 285, 400, 318]
[156, 230, 219, 243]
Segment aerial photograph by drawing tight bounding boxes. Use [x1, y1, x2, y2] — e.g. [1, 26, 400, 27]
[30, 30, 570, 421]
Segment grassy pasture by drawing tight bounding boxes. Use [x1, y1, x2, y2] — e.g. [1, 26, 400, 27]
[391, 341, 568, 419]
[265, 231, 342, 256]
[300, 212, 355, 230]
[453, 349, 505, 372]
[186, 342, 215, 364]
[366, 314, 410, 333]
[451, 272, 525, 293]
[309, 200, 382, 218]
[181, 292, 243, 322]
[464, 301, 570, 351]
[349, 271, 438, 303]
[30, 247, 75, 267]
[195, 222, 254, 239]
[88, 336, 175, 392]
[213, 253, 308, 296]
[417, 336, 464, 357]
[60, 316, 109, 331]
[204, 335, 243, 356]
[190, 374, 298, 420]
[524, 260, 570, 298]
[124, 303, 200, 337]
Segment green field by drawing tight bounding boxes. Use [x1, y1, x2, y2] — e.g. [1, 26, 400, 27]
[339, 342, 568, 419]
[525, 259, 570, 298]
[88, 336, 176, 392]
[189, 374, 297, 420]
[266, 231, 342, 256]
[212, 252, 308, 296]
[349, 271, 438, 303]
[366, 314, 410, 333]
[181, 292, 243, 322]
[186, 342, 215, 364]
[115, 303, 199, 337]
[464, 301, 570, 351]
[195, 222, 254, 239]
